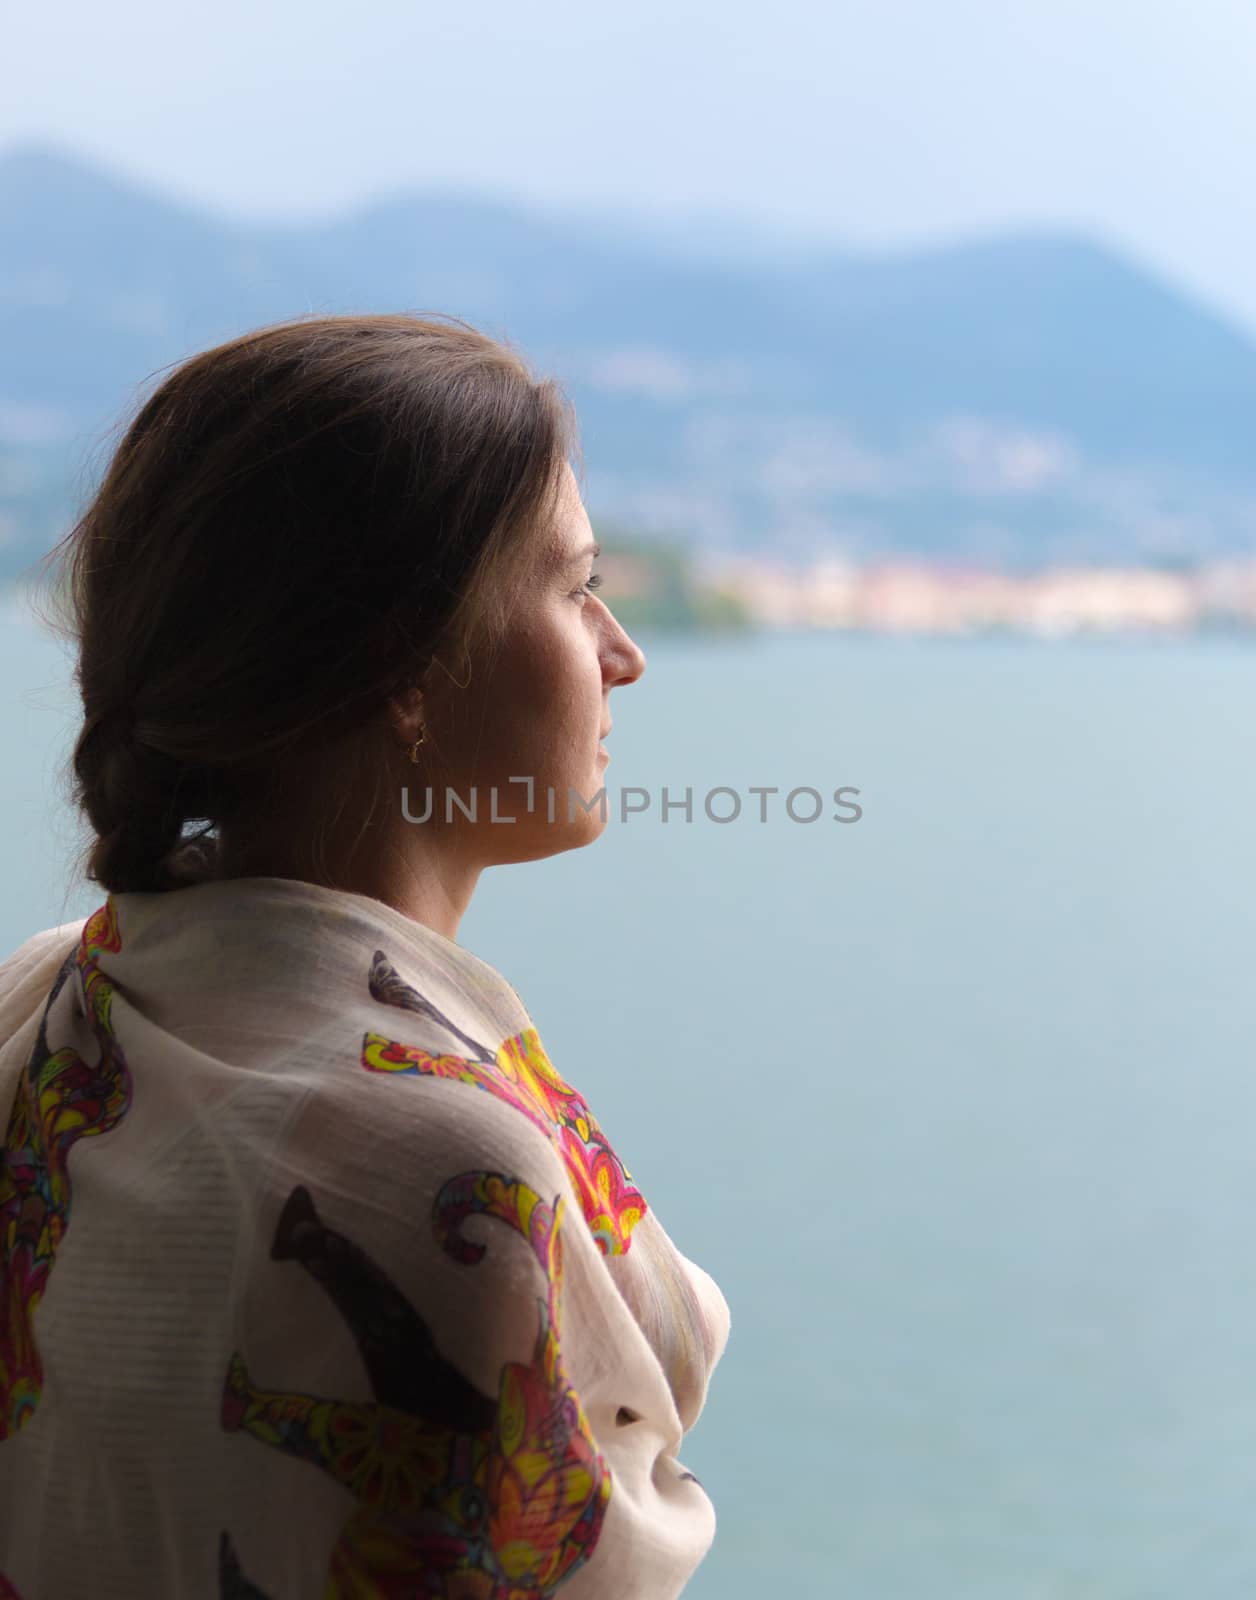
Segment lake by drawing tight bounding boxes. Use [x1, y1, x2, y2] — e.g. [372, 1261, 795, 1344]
[5, 609, 1256, 1597]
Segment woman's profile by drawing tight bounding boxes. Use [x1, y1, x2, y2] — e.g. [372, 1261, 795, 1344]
[0, 313, 731, 1599]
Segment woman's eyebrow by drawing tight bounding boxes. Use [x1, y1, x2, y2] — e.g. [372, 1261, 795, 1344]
[541, 539, 601, 578]
[563, 541, 601, 566]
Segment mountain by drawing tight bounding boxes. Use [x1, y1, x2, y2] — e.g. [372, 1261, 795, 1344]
[4, 138, 1256, 577]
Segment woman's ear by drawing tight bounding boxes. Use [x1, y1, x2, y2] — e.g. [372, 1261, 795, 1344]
[385, 682, 425, 746]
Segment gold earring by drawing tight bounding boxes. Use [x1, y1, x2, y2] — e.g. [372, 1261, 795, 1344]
[406, 727, 427, 764]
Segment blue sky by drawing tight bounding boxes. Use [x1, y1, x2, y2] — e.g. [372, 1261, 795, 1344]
[5, 0, 1256, 330]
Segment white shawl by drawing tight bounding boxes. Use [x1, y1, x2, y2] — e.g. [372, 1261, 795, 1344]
[0, 876, 730, 1599]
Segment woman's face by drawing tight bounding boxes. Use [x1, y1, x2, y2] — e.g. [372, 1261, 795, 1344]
[415, 463, 647, 864]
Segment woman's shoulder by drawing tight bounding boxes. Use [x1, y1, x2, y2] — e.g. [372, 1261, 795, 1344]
[0, 915, 86, 991]
[97, 878, 651, 1263]
[111, 876, 535, 1044]
[0, 914, 87, 1071]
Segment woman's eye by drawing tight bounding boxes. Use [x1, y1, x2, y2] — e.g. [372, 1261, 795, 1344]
[576, 571, 603, 598]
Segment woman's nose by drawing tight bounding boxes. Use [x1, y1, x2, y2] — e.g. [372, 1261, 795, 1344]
[606, 618, 646, 687]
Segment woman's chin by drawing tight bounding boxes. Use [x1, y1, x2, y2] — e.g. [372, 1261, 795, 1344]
[485, 772, 610, 858]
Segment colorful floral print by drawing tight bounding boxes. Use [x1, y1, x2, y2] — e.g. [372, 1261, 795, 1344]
[220, 1172, 609, 1598]
[362, 951, 646, 1257]
[0, 900, 131, 1437]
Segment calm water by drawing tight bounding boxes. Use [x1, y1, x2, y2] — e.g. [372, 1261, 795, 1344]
[6, 609, 1256, 1597]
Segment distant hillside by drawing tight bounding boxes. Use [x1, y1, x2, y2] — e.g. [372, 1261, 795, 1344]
[4, 140, 1256, 579]
[591, 529, 753, 633]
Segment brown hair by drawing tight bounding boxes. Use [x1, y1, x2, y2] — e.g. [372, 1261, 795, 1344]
[35, 312, 579, 896]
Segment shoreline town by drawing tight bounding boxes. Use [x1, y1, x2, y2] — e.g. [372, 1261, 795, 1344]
[599, 546, 1256, 638]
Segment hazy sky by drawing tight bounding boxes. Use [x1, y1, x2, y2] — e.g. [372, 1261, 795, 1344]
[6, 0, 1256, 329]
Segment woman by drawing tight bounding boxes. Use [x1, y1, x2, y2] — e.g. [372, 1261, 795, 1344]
[0, 315, 730, 1599]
